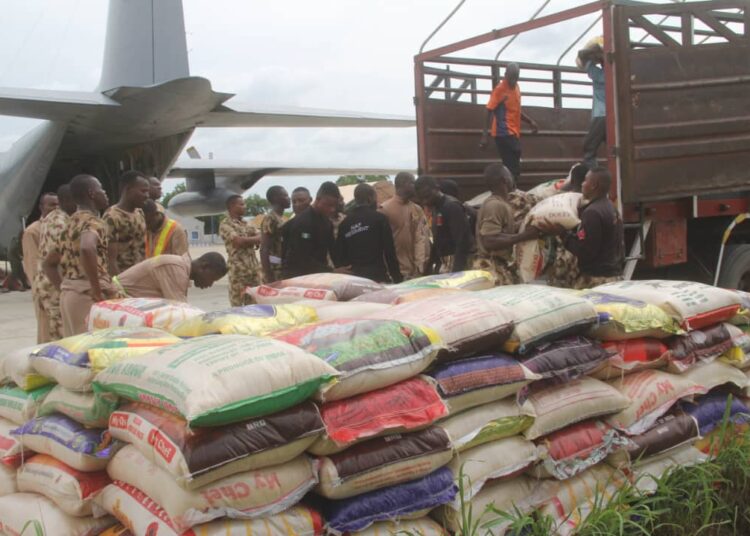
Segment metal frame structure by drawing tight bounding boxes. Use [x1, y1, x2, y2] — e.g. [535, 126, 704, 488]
[414, 0, 750, 220]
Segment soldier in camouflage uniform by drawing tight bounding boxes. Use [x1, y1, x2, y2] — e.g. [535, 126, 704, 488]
[220, 194, 261, 306]
[104, 170, 150, 275]
[35, 185, 77, 342]
[472, 164, 540, 285]
[260, 186, 290, 284]
[55, 175, 116, 336]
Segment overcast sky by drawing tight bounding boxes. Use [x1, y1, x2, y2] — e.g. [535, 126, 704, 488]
[0, 0, 678, 197]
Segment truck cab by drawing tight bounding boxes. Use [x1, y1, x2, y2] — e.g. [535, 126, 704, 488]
[414, 0, 750, 287]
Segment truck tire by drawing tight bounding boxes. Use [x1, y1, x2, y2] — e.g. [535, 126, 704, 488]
[718, 244, 750, 290]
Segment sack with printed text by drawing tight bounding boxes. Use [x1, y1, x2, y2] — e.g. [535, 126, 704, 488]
[37, 385, 119, 427]
[393, 270, 494, 291]
[30, 327, 180, 391]
[172, 303, 317, 337]
[273, 318, 442, 401]
[253, 273, 384, 303]
[0, 383, 53, 425]
[595, 280, 742, 330]
[352, 286, 465, 305]
[87, 297, 204, 332]
[0, 493, 115, 536]
[108, 400, 324, 490]
[591, 339, 669, 380]
[94, 334, 338, 426]
[3, 344, 50, 390]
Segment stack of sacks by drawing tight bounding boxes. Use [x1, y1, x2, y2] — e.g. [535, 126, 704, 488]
[272, 318, 460, 533]
[93, 334, 338, 534]
[171, 303, 318, 337]
[87, 297, 204, 332]
[579, 281, 749, 497]
[246, 273, 385, 304]
[0, 345, 53, 436]
[0, 328, 184, 533]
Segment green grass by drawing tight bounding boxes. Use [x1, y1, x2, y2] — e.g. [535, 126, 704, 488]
[403, 403, 750, 535]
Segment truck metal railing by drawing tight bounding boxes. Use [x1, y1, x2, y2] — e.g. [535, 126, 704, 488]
[421, 57, 593, 110]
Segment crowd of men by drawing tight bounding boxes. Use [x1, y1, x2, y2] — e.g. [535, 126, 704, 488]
[22, 172, 227, 342]
[20, 40, 623, 341]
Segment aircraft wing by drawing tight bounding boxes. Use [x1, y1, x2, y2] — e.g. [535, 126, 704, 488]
[168, 158, 411, 190]
[200, 104, 415, 128]
[0, 87, 117, 120]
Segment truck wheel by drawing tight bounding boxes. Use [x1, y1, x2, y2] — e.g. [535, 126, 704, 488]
[718, 244, 750, 290]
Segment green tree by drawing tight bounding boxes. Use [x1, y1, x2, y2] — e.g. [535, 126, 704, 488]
[335, 174, 389, 186]
[245, 194, 270, 216]
[160, 182, 186, 207]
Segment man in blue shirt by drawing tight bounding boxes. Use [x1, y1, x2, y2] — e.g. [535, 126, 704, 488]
[578, 43, 606, 169]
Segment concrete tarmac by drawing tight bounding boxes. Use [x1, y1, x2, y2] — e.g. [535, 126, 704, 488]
[0, 245, 233, 350]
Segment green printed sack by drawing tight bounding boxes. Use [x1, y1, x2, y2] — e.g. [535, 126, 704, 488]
[37, 385, 119, 428]
[94, 334, 338, 426]
[0, 384, 54, 425]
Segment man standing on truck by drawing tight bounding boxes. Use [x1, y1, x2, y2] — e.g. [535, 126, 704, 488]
[578, 39, 607, 169]
[540, 168, 624, 289]
[479, 63, 539, 182]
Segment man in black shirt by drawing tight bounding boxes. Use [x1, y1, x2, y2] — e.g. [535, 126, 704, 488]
[281, 182, 348, 278]
[541, 168, 624, 289]
[335, 183, 402, 283]
[415, 175, 473, 274]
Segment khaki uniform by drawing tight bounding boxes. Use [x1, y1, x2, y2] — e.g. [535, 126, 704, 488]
[473, 194, 518, 286]
[114, 254, 191, 301]
[573, 274, 623, 290]
[145, 217, 188, 258]
[379, 197, 430, 279]
[219, 215, 260, 307]
[33, 209, 69, 342]
[21, 220, 43, 338]
[260, 211, 286, 283]
[103, 206, 146, 273]
[59, 211, 115, 336]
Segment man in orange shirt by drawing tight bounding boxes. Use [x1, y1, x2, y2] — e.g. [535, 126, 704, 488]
[480, 63, 539, 182]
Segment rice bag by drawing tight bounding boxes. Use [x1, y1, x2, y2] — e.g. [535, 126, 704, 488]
[309, 377, 447, 456]
[606, 370, 706, 435]
[429, 354, 540, 414]
[352, 518, 445, 536]
[293, 300, 391, 321]
[107, 445, 319, 531]
[476, 284, 598, 353]
[317, 427, 453, 500]
[0, 383, 54, 425]
[0, 493, 115, 536]
[257, 273, 384, 301]
[171, 303, 317, 337]
[12, 414, 120, 472]
[94, 334, 338, 426]
[3, 344, 50, 390]
[365, 295, 515, 361]
[17, 454, 110, 516]
[37, 385, 119, 427]
[108, 400, 324, 490]
[450, 436, 539, 505]
[681, 360, 747, 392]
[273, 318, 442, 402]
[87, 297, 204, 332]
[594, 280, 742, 330]
[0, 416, 28, 467]
[631, 444, 708, 495]
[520, 336, 609, 383]
[352, 286, 465, 305]
[720, 323, 750, 368]
[607, 412, 699, 468]
[0, 463, 15, 494]
[393, 270, 494, 291]
[247, 285, 337, 303]
[680, 392, 750, 436]
[590, 339, 669, 380]
[665, 323, 735, 373]
[522, 377, 631, 440]
[30, 327, 180, 391]
[436, 398, 534, 451]
[533, 420, 627, 480]
[323, 467, 457, 534]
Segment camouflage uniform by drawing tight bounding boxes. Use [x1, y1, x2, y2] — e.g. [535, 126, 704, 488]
[220, 215, 261, 306]
[473, 193, 519, 286]
[573, 274, 623, 290]
[546, 236, 580, 289]
[33, 208, 69, 341]
[260, 211, 286, 283]
[103, 206, 146, 273]
[507, 189, 539, 228]
[59, 210, 113, 336]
